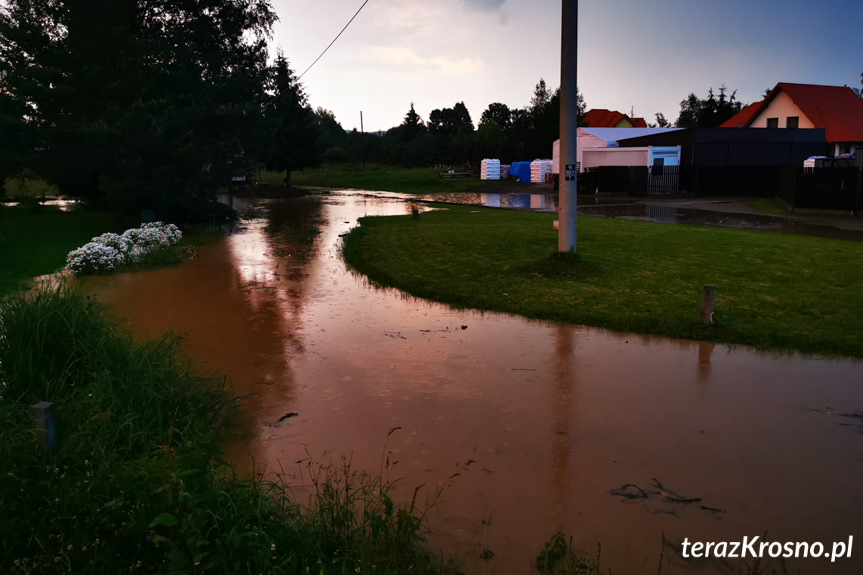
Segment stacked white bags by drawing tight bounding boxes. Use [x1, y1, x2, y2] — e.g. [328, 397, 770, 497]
[530, 159, 553, 183]
[481, 159, 501, 180]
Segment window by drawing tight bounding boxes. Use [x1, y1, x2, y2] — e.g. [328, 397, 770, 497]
[786, 116, 799, 129]
[766, 118, 779, 128]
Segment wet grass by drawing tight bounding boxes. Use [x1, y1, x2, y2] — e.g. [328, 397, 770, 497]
[0, 287, 460, 574]
[3, 176, 59, 200]
[342, 204, 863, 358]
[0, 206, 125, 296]
[284, 165, 483, 195]
[747, 198, 790, 216]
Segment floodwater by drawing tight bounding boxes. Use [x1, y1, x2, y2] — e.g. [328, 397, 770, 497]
[417, 190, 863, 241]
[84, 191, 862, 575]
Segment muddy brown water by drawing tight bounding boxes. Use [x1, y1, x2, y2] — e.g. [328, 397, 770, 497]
[83, 191, 862, 574]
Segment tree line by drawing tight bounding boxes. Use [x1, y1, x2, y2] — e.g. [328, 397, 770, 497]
[319, 79, 586, 170]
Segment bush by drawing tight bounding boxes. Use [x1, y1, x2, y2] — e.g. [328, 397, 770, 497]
[65, 222, 183, 275]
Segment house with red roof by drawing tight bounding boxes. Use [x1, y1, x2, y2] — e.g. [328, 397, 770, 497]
[583, 108, 648, 128]
[721, 83, 863, 156]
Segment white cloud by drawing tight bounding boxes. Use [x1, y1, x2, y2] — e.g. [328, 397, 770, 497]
[372, 46, 484, 75]
[463, 0, 506, 10]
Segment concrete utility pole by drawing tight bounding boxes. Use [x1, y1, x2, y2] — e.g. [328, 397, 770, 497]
[558, 0, 578, 252]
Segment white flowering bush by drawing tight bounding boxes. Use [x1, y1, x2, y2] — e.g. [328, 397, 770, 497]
[66, 222, 184, 275]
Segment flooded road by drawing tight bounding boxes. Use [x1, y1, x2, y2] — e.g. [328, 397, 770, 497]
[84, 191, 862, 574]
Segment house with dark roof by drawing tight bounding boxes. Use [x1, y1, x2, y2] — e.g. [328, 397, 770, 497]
[583, 108, 648, 128]
[721, 83, 863, 156]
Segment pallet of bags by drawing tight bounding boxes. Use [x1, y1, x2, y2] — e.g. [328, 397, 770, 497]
[481, 158, 501, 181]
[530, 159, 553, 183]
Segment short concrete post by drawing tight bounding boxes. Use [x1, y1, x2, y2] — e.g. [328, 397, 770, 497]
[30, 401, 58, 451]
[701, 285, 716, 326]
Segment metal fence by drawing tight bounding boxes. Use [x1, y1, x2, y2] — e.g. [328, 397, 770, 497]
[592, 166, 683, 196]
[591, 164, 863, 209]
[790, 167, 861, 211]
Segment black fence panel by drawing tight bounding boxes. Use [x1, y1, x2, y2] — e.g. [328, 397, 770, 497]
[793, 167, 860, 211]
[594, 166, 649, 196]
[692, 166, 781, 197]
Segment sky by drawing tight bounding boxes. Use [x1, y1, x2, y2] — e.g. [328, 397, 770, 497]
[271, 0, 863, 133]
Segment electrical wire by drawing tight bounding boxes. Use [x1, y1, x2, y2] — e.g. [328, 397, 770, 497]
[297, 0, 371, 80]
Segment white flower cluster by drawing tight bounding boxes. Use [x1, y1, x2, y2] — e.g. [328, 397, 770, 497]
[65, 222, 182, 275]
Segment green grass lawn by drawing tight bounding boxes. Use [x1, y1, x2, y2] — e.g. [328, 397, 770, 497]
[0, 206, 125, 296]
[343, 204, 863, 358]
[280, 165, 484, 195]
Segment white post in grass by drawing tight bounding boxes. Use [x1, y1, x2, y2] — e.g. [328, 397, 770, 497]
[558, 0, 578, 253]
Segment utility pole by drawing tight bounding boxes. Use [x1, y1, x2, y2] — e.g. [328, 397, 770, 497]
[360, 111, 364, 133]
[558, 0, 578, 253]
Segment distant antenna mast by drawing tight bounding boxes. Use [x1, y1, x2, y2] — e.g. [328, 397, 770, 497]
[360, 111, 364, 133]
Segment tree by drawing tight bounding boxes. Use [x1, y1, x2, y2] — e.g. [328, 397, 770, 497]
[479, 103, 512, 130]
[428, 102, 473, 136]
[853, 73, 862, 98]
[399, 103, 425, 140]
[314, 107, 349, 163]
[0, 0, 277, 218]
[530, 79, 552, 112]
[263, 51, 318, 185]
[649, 112, 670, 128]
[675, 85, 744, 128]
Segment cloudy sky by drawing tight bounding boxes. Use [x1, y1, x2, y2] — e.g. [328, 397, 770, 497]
[271, 0, 862, 133]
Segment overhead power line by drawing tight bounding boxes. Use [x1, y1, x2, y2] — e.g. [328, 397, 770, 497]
[298, 0, 371, 81]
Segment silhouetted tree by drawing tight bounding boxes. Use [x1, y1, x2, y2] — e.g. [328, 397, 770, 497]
[531, 79, 552, 112]
[0, 0, 277, 218]
[428, 102, 474, 136]
[396, 103, 426, 141]
[675, 85, 744, 128]
[264, 52, 318, 185]
[479, 103, 512, 130]
[649, 112, 670, 128]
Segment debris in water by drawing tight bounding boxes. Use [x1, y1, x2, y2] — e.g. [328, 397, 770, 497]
[610, 478, 721, 517]
[610, 484, 649, 500]
[272, 412, 299, 427]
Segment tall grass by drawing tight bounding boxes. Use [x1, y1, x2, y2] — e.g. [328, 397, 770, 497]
[0, 287, 460, 574]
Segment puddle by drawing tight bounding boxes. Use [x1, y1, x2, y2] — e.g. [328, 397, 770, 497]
[83, 191, 863, 575]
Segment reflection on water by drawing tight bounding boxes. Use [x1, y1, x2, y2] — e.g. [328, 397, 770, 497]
[2, 198, 78, 211]
[85, 191, 863, 575]
[479, 193, 559, 211]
